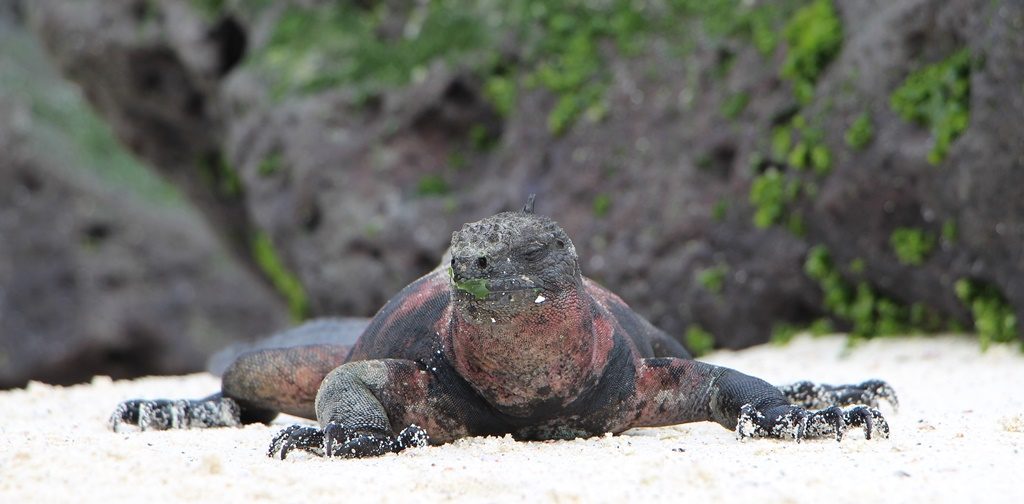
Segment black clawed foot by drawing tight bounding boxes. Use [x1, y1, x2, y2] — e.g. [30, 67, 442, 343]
[269, 423, 429, 460]
[804, 406, 846, 441]
[737, 404, 808, 440]
[737, 404, 889, 442]
[109, 398, 241, 432]
[779, 379, 899, 411]
[268, 425, 325, 459]
[855, 380, 900, 411]
[396, 424, 430, 449]
[325, 423, 430, 458]
[842, 405, 890, 440]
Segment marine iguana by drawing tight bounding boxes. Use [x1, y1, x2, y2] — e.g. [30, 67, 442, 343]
[110, 197, 897, 459]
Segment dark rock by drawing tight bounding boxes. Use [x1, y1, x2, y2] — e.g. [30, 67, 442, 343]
[0, 96, 289, 388]
[23, 0, 1024, 358]
[0, 13, 288, 388]
[27, 0, 265, 282]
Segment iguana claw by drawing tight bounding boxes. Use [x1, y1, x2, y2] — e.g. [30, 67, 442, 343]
[779, 379, 899, 411]
[268, 422, 429, 460]
[736, 403, 889, 441]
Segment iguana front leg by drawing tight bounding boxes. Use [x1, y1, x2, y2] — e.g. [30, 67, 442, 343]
[624, 358, 890, 441]
[267, 359, 471, 459]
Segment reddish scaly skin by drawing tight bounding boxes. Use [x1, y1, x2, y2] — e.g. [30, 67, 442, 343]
[444, 284, 615, 417]
[109, 208, 897, 455]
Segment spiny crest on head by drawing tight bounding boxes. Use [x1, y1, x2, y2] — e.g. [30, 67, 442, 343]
[522, 194, 537, 214]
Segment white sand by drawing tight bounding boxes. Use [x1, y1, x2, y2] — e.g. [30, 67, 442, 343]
[1, 335, 1022, 503]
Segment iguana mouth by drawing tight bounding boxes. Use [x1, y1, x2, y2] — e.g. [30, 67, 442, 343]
[451, 271, 542, 302]
[451, 274, 550, 324]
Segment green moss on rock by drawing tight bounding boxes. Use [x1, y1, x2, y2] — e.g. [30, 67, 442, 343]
[942, 219, 958, 243]
[592, 193, 612, 217]
[890, 228, 935, 266]
[781, 0, 843, 103]
[804, 245, 935, 338]
[712, 199, 728, 221]
[773, 115, 832, 174]
[750, 168, 800, 228]
[890, 49, 972, 164]
[252, 232, 309, 321]
[198, 153, 242, 198]
[685, 325, 715, 356]
[253, 3, 487, 99]
[258, 152, 282, 176]
[955, 279, 1018, 350]
[697, 265, 729, 294]
[721, 91, 749, 119]
[844, 112, 874, 150]
[417, 174, 450, 197]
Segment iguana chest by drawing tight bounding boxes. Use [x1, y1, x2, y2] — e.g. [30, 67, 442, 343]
[443, 297, 617, 419]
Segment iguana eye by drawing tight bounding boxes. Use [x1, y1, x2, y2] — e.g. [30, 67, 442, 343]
[522, 243, 547, 262]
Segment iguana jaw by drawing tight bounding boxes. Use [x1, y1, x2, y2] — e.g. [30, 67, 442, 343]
[450, 267, 548, 324]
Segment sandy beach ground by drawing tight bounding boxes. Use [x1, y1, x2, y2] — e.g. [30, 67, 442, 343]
[1, 335, 1022, 503]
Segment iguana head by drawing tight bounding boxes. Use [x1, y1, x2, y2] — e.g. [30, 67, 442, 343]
[448, 197, 581, 325]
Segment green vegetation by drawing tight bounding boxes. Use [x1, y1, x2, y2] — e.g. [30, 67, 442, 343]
[712, 199, 728, 222]
[253, 3, 488, 100]
[469, 124, 498, 151]
[258, 152, 282, 176]
[685, 325, 715, 357]
[670, 0, 806, 55]
[804, 245, 939, 338]
[848, 258, 866, 274]
[890, 49, 972, 164]
[772, 319, 832, 345]
[809, 318, 835, 336]
[844, 112, 874, 150]
[417, 174, 450, 196]
[250, 0, 654, 133]
[955, 280, 1018, 350]
[198, 153, 242, 198]
[721, 91, 749, 119]
[890, 228, 935, 265]
[252, 232, 309, 321]
[190, 0, 225, 19]
[592, 193, 612, 217]
[524, 1, 650, 135]
[942, 219, 958, 243]
[484, 75, 516, 117]
[781, 0, 844, 103]
[772, 115, 832, 174]
[771, 323, 801, 345]
[786, 212, 806, 237]
[250, 0, 816, 136]
[750, 168, 801, 228]
[697, 265, 728, 294]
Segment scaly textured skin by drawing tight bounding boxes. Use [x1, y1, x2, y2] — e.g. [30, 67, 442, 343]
[111, 204, 898, 458]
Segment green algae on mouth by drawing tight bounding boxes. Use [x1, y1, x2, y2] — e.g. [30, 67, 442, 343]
[449, 267, 491, 300]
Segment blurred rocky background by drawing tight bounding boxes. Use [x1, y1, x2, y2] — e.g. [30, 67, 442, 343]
[1, 0, 1021, 388]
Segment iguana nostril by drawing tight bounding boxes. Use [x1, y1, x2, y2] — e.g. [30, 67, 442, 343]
[477, 257, 488, 269]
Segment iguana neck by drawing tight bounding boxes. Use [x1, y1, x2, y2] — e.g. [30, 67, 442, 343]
[445, 288, 612, 417]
